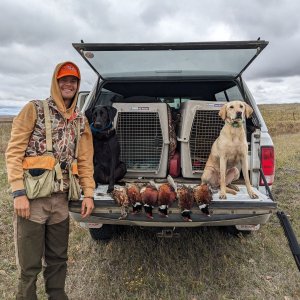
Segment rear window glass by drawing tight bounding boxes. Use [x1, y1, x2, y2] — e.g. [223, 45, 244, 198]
[215, 86, 243, 101]
[84, 48, 257, 79]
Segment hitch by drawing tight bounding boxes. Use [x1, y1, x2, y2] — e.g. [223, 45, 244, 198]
[277, 211, 300, 272]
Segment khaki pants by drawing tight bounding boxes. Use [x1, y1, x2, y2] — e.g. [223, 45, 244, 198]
[14, 193, 69, 300]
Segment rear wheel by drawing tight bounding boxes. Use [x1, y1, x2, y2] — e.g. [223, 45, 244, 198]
[222, 226, 252, 236]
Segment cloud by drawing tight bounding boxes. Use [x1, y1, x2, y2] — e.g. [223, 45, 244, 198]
[264, 78, 284, 83]
[247, 76, 300, 103]
[1, 1, 74, 46]
[0, 0, 300, 112]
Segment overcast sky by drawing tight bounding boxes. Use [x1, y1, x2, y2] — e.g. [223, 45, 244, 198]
[1, 0, 300, 114]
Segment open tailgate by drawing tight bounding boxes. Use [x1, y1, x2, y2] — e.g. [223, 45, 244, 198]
[69, 185, 276, 226]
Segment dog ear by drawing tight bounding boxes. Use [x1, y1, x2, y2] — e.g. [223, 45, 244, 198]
[245, 103, 253, 118]
[218, 104, 227, 120]
[106, 106, 118, 122]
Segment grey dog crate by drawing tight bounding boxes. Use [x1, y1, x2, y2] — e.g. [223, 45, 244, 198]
[178, 101, 226, 179]
[113, 102, 170, 178]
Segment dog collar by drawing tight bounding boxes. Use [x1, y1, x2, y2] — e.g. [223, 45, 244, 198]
[225, 119, 244, 128]
[90, 122, 113, 134]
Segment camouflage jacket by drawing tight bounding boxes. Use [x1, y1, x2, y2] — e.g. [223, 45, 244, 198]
[25, 98, 85, 190]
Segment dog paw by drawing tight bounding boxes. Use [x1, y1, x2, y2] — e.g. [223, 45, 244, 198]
[107, 186, 114, 193]
[249, 191, 259, 199]
[219, 192, 227, 199]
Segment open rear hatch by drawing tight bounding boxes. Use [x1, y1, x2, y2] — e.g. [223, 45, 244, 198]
[73, 40, 268, 80]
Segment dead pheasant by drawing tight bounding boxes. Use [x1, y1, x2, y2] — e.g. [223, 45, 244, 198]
[140, 181, 158, 219]
[112, 186, 129, 219]
[177, 184, 194, 222]
[193, 184, 213, 216]
[157, 175, 177, 217]
[126, 183, 143, 214]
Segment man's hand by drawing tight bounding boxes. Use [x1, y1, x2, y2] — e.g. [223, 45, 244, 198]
[14, 195, 30, 219]
[81, 197, 94, 219]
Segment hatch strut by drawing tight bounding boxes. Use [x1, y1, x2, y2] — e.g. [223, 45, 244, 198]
[260, 168, 300, 271]
[259, 169, 274, 201]
[277, 211, 300, 272]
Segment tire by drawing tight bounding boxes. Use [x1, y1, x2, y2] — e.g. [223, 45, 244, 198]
[89, 224, 115, 241]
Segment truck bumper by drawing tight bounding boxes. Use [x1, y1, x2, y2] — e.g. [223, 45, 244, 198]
[69, 199, 276, 228]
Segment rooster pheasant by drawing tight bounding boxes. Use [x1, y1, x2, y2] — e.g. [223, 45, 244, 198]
[157, 175, 177, 217]
[177, 184, 194, 221]
[126, 183, 143, 214]
[193, 184, 213, 216]
[140, 181, 158, 219]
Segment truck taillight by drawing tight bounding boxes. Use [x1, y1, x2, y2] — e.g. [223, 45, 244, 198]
[260, 146, 275, 186]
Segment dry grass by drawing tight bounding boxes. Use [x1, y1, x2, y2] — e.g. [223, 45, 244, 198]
[259, 103, 300, 136]
[1, 106, 300, 299]
[0, 123, 12, 154]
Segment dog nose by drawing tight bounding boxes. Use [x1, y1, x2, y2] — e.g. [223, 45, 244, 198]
[236, 111, 242, 117]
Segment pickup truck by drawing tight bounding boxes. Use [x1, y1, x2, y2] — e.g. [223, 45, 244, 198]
[69, 40, 277, 241]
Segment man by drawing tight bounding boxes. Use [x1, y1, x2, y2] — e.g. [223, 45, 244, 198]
[5, 61, 95, 299]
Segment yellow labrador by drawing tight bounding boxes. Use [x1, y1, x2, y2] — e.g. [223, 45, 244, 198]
[201, 100, 258, 199]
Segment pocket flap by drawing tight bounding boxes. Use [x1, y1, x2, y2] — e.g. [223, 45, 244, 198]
[23, 155, 56, 170]
[71, 161, 79, 175]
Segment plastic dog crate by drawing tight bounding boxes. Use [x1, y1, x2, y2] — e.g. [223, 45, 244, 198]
[113, 102, 170, 178]
[178, 101, 226, 179]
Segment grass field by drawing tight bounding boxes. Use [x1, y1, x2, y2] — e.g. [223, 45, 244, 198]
[0, 104, 300, 299]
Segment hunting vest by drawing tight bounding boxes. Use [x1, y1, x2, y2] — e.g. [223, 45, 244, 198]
[25, 98, 85, 190]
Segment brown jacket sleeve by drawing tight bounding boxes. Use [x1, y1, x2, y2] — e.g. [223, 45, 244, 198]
[77, 118, 95, 197]
[5, 102, 37, 192]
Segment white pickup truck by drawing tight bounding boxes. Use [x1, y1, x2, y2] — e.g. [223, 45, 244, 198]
[69, 40, 278, 241]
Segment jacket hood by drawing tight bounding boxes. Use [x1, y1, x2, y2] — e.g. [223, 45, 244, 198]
[50, 61, 81, 119]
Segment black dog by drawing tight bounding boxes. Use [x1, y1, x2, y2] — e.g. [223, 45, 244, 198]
[91, 105, 127, 193]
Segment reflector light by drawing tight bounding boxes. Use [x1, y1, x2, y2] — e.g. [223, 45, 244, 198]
[260, 146, 275, 186]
